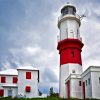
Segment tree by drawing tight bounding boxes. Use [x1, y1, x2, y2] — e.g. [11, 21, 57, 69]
[38, 89, 42, 96]
[49, 87, 54, 96]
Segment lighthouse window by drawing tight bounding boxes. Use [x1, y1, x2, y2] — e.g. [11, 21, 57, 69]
[68, 7, 74, 14]
[62, 8, 68, 16]
[71, 51, 74, 57]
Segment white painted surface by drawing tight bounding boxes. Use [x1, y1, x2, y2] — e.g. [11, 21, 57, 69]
[0, 70, 18, 98]
[65, 74, 83, 99]
[60, 19, 80, 41]
[59, 63, 82, 98]
[82, 66, 100, 99]
[71, 79, 82, 99]
[0, 75, 18, 89]
[17, 69, 39, 98]
[82, 71, 92, 98]
[91, 71, 100, 99]
[0, 67, 39, 98]
[59, 64, 69, 98]
[0, 69, 18, 76]
[17, 66, 38, 71]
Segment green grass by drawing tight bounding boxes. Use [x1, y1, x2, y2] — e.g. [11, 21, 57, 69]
[0, 97, 99, 100]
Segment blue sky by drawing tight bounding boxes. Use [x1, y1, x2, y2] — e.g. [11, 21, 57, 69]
[0, 0, 100, 93]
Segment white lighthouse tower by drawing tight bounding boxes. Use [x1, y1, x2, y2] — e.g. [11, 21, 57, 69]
[57, 3, 84, 98]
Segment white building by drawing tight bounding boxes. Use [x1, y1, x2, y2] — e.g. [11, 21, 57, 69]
[0, 66, 39, 98]
[57, 3, 100, 99]
[0, 69, 18, 98]
[82, 66, 100, 99]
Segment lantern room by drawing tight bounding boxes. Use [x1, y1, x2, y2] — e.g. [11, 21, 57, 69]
[61, 3, 76, 16]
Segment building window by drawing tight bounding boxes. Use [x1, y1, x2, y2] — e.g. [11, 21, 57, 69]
[1, 77, 6, 83]
[25, 86, 31, 92]
[85, 80, 87, 86]
[88, 78, 90, 85]
[72, 70, 75, 73]
[79, 81, 81, 86]
[13, 77, 18, 83]
[26, 72, 31, 79]
[99, 77, 100, 84]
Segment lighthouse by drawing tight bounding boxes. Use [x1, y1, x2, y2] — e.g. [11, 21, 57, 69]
[57, 3, 84, 98]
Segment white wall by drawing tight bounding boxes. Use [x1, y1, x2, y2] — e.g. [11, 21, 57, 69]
[60, 19, 80, 41]
[0, 75, 18, 85]
[70, 78, 82, 99]
[0, 75, 17, 89]
[18, 70, 38, 98]
[59, 63, 82, 98]
[69, 63, 83, 74]
[91, 71, 100, 99]
[82, 67, 100, 99]
[82, 72, 92, 99]
[59, 64, 69, 98]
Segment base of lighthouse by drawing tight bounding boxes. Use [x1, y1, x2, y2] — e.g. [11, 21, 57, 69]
[59, 63, 83, 98]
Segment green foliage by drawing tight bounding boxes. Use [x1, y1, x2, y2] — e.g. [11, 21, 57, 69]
[49, 87, 54, 96]
[0, 97, 99, 100]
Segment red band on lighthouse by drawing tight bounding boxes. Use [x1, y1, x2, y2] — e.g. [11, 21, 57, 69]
[57, 39, 84, 65]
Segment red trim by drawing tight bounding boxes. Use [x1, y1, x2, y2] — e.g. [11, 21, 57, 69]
[0, 89, 4, 97]
[83, 82, 85, 99]
[1, 77, 6, 83]
[57, 39, 84, 65]
[26, 72, 31, 79]
[57, 39, 84, 50]
[25, 86, 31, 92]
[13, 77, 18, 83]
[67, 80, 70, 98]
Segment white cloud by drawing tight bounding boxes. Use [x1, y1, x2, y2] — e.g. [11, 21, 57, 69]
[26, 46, 41, 55]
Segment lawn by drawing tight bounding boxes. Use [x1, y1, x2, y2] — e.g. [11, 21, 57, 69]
[0, 97, 99, 100]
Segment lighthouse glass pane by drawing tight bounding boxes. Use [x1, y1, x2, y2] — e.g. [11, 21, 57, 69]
[62, 8, 68, 15]
[68, 7, 74, 14]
